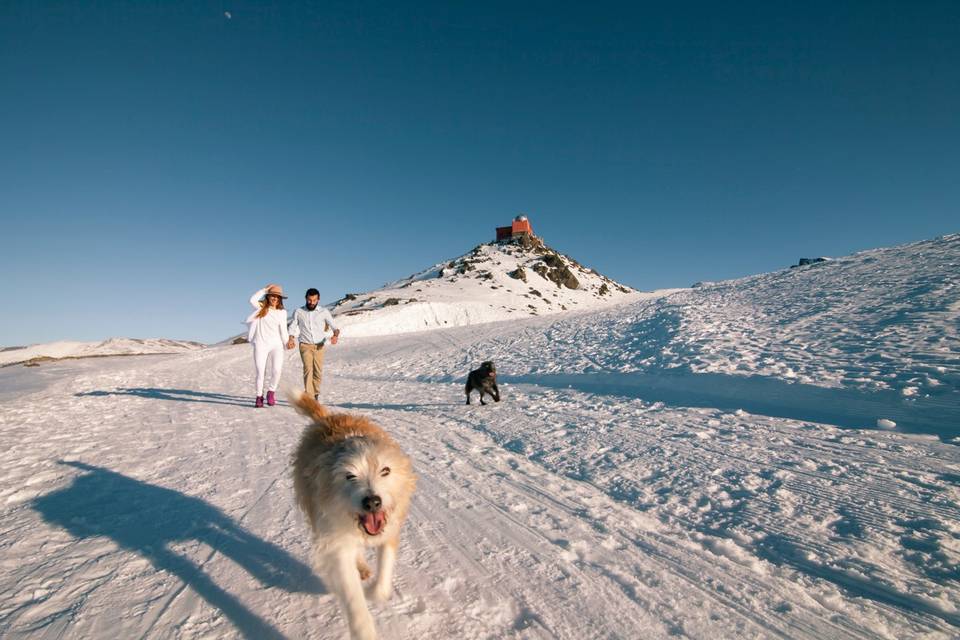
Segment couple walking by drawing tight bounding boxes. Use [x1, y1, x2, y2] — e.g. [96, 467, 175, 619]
[245, 284, 341, 408]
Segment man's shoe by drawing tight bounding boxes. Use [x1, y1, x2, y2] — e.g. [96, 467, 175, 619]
[266, 391, 276, 406]
[255, 396, 264, 408]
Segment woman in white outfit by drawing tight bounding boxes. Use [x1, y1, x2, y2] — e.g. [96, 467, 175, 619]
[245, 284, 291, 407]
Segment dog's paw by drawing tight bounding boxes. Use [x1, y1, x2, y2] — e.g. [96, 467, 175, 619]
[357, 560, 372, 581]
[366, 582, 393, 603]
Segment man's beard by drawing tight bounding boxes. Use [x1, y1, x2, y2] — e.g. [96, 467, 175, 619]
[306, 302, 318, 311]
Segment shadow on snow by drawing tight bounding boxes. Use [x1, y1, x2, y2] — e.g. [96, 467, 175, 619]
[75, 387, 287, 408]
[496, 372, 960, 441]
[31, 462, 323, 639]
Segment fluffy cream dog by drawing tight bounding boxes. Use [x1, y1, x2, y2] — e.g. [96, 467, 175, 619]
[291, 394, 416, 640]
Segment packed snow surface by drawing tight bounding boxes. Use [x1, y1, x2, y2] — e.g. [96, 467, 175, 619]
[1, 234, 958, 639]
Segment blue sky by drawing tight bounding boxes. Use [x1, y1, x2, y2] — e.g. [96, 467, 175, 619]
[2, 1, 958, 345]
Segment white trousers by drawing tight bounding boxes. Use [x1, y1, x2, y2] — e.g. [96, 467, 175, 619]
[253, 341, 284, 396]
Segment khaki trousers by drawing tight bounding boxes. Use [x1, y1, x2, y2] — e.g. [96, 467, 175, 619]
[298, 342, 326, 398]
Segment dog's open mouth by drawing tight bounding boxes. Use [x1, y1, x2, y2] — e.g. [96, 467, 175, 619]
[359, 511, 387, 536]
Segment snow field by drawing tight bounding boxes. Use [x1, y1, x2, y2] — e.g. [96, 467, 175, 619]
[1, 317, 957, 639]
[1, 232, 958, 639]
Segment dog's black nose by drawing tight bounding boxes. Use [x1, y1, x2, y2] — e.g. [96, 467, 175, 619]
[362, 495, 382, 512]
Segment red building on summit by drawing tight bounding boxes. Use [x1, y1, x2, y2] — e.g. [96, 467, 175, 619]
[496, 216, 535, 243]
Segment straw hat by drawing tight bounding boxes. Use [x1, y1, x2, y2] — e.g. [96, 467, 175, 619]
[264, 284, 288, 299]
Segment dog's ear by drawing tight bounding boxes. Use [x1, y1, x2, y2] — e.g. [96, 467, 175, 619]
[290, 392, 329, 421]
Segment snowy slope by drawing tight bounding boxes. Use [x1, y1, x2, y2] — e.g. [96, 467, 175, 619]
[0, 337, 205, 367]
[330, 238, 644, 337]
[412, 233, 960, 436]
[1, 234, 958, 640]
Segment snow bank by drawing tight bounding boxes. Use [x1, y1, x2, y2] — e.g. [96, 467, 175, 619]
[0, 338, 204, 366]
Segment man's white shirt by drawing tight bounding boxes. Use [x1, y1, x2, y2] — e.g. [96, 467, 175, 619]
[289, 306, 339, 344]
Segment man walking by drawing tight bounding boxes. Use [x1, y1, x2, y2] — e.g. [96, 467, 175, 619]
[287, 288, 341, 401]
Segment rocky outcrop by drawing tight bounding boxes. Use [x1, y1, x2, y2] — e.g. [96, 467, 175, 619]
[509, 266, 528, 282]
[790, 257, 829, 269]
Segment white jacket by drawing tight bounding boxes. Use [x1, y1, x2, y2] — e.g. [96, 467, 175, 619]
[245, 289, 290, 345]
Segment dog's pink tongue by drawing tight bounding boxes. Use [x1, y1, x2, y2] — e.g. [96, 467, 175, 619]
[362, 511, 386, 535]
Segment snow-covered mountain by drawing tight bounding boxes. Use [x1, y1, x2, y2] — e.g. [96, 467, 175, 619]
[330, 235, 644, 337]
[1, 233, 958, 639]
[458, 232, 960, 412]
[0, 337, 205, 367]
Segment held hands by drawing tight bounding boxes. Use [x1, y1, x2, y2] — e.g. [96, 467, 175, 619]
[286, 337, 295, 350]
[330, 331, 340, 346]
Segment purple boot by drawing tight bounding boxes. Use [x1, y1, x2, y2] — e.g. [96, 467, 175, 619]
[266, 391, 276, 406]
[255, 395, 264, 408]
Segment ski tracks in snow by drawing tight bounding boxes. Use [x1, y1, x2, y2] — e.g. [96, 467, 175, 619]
[1, 318, 959, 639]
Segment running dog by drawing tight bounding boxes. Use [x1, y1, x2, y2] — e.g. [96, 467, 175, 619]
[465, 361, 500, 405]
[291, 394, 416, 640]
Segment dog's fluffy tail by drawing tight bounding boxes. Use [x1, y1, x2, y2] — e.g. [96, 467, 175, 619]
[290, 392, 330, 422]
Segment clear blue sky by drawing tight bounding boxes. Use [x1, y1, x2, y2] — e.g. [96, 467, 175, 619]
[2, 1, 958, 345]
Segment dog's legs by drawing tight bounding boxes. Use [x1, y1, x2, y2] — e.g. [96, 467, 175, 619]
[356, 550, 372, 581]
[318, 545, 378, 640]
[368, 537, 398, 602]
[465, 385, 472, 405]
[479, 389, 487, 405]
[492, 384, 501, 402]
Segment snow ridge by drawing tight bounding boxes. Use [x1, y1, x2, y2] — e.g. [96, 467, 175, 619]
[0, 338, 205, 367]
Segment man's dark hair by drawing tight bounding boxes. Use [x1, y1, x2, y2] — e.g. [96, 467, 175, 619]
[305, 288, 320, 298]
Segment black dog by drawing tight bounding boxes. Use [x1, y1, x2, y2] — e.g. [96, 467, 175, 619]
[465, 361, 500, 405]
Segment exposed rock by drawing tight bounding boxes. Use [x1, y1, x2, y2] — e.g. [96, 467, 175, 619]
[383, 298, 401, 306]
[598, 283, 610, 296]
[790, 257, 829, 269]
[232, 336, 248, 345]
[541, 253, 564, 268]
[510, 266, 528, 282]
[547, 265, 580, 289]
[524, 252, 580, 289]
